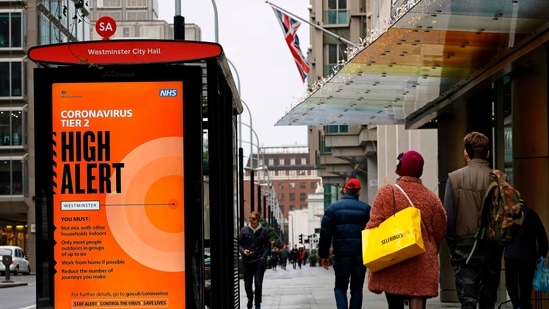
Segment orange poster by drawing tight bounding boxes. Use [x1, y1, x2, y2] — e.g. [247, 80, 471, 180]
[51, 81, 185, 308]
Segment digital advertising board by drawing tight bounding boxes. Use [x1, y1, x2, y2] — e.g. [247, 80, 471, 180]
[34, 65, 203, 309]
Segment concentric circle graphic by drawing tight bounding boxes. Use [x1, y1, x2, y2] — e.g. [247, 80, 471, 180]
[106, 137, 184, 272]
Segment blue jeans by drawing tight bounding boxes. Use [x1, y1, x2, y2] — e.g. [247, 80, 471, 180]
[332, 255, 367, 309]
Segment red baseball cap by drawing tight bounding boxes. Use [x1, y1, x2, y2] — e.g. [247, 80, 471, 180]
[344, 178, 361, 190]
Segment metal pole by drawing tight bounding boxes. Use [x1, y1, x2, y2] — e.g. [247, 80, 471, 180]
[239, 148, 245, 228]
[263, 195, 267, 223]
[173, 0, 184, 40]
[250, 167, 255, 212]
[240, 101, 254, 166]
[257, 184, 262, 218]
[211, 0, 219, 43]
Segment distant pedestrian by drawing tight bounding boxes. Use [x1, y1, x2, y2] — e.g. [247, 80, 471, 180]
[271, 247, 280, 270]
[297, 247, 306, 269]
[366, 150, 447, 309]
[290, 245, 299, 269]
[239, 211, 271, 309]
[319, 177, 371, 309]
[280, 245, 289, 270]
[504, 197, 548, 309]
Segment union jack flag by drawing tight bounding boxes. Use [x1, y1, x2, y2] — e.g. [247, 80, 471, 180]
[272, 7, 310, 83]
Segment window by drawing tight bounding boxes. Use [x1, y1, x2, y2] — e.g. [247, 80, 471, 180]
[139, 25, 164, 39]
[127, 11, 147, 21]
[289, 170, 296, 177]
[0, 108, 26, 147]
[279, 158, 285, 165]
[0, 12, 22, 48]
[277, 170, 285, 176]
[126, 0, 147, 7]
[122, 27, 134, 37]
[268, 158, 274, 165]
[325, 0, 348, 25]
[278, 193, 284, 201]
[311, 182, 317, 189]
[289, 182, 295, 189]
[326, 125, 349, 133]
[301, 158, 307, 165]
[0, 156, 27, 195]
[101, 0, 122, 7]
[300, 193, 306, 201]
[95, 11, 122, 21]
[0, 60, 23, 98]
[278, 183, 284, 190]
[289, 205, 295, 211]
[290, 158, 295, 165]
[320, 135, 331, 153]
[289, 193, 295, 201]
[325, 44, 349, 76]
[300, 182, 306, 189]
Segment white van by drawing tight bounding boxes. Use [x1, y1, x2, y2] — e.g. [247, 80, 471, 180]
[0, 246, 31, 275]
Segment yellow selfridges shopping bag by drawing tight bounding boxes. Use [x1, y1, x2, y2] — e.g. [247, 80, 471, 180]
[362, 206, 425, 272]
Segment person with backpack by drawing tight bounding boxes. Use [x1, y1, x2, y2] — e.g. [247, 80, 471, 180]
[443, 131, 501, 309]
[504, 196, 548, 309]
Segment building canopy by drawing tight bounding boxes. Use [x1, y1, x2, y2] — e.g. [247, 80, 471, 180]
[276, 0, 549, 128]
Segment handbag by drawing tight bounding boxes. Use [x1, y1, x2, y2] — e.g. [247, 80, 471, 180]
[533, 256, 549, 293]
[362, 184, 426, 272]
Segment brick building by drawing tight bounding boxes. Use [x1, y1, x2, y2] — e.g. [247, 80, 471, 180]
[243, 145, 321, 244]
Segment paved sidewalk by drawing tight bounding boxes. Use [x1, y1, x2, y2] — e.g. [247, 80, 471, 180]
[239, 264, 462, 309]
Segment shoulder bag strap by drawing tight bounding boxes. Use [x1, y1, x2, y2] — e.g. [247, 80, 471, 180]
[394, 183, 425, 228]
[391, 186, 396, 215]
[394, 183, 414, 207]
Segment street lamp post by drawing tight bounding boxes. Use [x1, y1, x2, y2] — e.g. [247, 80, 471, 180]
[240, 122, 262, 214]
[210, 0, 219, 43]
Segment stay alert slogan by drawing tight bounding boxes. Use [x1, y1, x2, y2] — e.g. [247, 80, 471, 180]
[51, 81, 186, 308]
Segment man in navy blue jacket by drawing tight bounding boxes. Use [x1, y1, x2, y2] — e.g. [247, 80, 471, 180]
[319, 178, 371, 309]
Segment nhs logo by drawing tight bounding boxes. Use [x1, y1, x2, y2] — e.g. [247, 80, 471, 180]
[159, 89, 178, 97]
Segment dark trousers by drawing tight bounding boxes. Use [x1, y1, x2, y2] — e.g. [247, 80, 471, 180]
[332, 256, 366, 309]
[505, 257, 537, 309]
[242, 260, 266, 306]
[281, 257, 287, 269]
[450, 242, 504, 309]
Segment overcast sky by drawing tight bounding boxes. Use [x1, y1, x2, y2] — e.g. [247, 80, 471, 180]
[158, 1, 311, 156]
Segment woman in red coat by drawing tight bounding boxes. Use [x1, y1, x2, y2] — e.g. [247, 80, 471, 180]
[365, 150, 447, 309]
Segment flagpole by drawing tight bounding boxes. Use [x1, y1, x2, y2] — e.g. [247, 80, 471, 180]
[266, 0, 360, 49]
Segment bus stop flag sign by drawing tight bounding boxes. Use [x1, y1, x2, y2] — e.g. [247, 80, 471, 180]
[96, 16, 117, 40]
